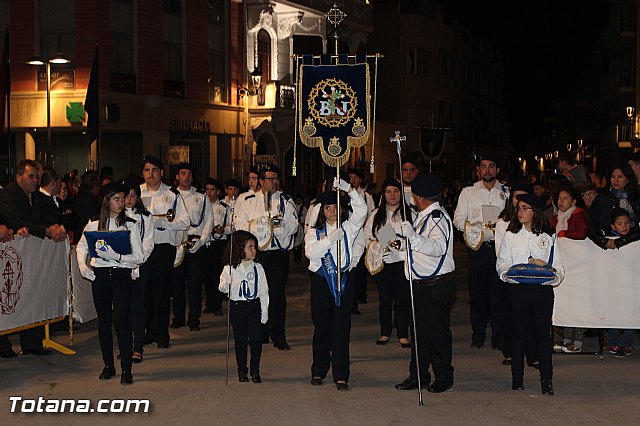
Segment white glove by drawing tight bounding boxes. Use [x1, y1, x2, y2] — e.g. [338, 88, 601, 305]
[96, 244, 120, 261]
[401, 221, 416, 239]
[131, 267, 140, 280]
[189, 239, 204, 254]
[333, 177, 351, 192]
[382, 248, 404, 264]
[328, 228, 344, 243]
[79, 263, 96, 281]
[261, 311, 268, 325]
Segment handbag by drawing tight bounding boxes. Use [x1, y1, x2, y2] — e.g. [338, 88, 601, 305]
[83, 230, 132, 258]
[505, 237, 556, 285]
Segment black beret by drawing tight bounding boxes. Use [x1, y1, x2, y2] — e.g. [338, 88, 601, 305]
[249, 165, 259, 174]
[316, 190, 349, 207]
[510, 181, 532, 194]
[142, 155, 163, 170]
[224, 179, 241, 188]
[176, 162, 193, 173]
[411, 174, 443, 198]
[348, 168, 365, 179]
[205, 178, 223, 190]
[517, 193, 546, 210]
[101, 182, 129, 197]
[401, 154, 420, 167]
[478, 153, 499, 168]
[258, 163, 280, 175]
[121, 176, 141, 193]
[381, 178, 401, 191]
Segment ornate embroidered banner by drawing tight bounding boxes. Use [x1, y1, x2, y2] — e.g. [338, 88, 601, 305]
[298, 63, 370, 167]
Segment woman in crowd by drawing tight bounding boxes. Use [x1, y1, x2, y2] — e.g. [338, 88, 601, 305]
[364, 178, 412, 348]
[76, 182, 144, 384]
[605, 163, 640, 225]
[496, 193, 564, 395]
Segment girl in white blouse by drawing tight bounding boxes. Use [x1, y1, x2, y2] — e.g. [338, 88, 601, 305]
[496, 193, 564, 396]
[77, 182, 144, 385]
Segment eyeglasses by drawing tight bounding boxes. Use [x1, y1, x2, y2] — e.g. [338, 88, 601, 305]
[516, 206, 533, 211]
[263, 177, 279, 182]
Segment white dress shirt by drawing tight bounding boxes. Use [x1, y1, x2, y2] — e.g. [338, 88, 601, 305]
[178, 187, 213, 250]
[139, 183, 189, 246]
[453, 180, 507, 241]
[219, 260, 269, 323]
[405, 202, 455, 279]
[76, 218, 144, 270]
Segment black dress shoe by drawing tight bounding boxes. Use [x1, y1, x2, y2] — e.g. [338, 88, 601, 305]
[251, 374, 262, 383]
[469, 341, 484, 348]
[527, 361, 540, 370]
[0, 349, 18, 358]
[541, 379, 554, 395]
[427, 382, 453, 393]
[375, 337, 390, 345]
[310, 377, 323, 386]
[99, 366, 116, 380]
[156, 340, 170, 349]
[399, 339, 412, 349]
[512, 380, 524, 390]
[336, 382, 349, 391]
[170, 321, 185, 329]
[394, 377, 428, 390]
[351, 306, 361, 315]
[22, 348, 52, 356]
[502, 358, 512, 366]
[238, 373, 249, 383]
[491, 343, 503, 351]
[276, 340, 290, 350]
[189, 325, 200, 331]
[120, 371, 133, 385]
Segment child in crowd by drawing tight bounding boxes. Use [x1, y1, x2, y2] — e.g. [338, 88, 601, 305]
[551, 187, 588, 353]
[589, 208, 640, 357]
[219, 231, 269, 383]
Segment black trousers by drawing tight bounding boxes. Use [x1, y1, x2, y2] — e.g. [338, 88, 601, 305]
[467, 245, 504, 345]
[205, 240, 226, 311]
[351, 260, 368, 307]
[93, 267, 133, 372]
[144, 244, 176, 345]
[499, 280, 538, 362]
[131, 263, 149, 355]
[230, 299, 263, 375]
[377, 262, 410, 339]
[257, 250, 289, 343]
[509, 284, 554, 382]
[310, 273, 354, 383]
[171, 246, 206, 327]
[0, 327, 44, 352]
[408, 277, 456, 385]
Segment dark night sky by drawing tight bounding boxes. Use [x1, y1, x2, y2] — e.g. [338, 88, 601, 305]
[441, 0, 609, 143]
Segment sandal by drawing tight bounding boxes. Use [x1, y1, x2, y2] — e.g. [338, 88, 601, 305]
[132, 352, 143, 363]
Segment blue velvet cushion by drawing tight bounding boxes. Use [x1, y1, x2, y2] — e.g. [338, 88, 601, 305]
[505, 263, 556, 285]
[83, 230, 132, 258]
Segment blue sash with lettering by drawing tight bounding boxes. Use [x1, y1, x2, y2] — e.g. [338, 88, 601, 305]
[315, 225, 350, 306]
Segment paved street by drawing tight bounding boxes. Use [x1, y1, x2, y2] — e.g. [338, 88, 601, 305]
[2, 242, 640, 425]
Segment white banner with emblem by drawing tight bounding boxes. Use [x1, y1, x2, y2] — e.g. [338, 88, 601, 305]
[553, 239, 640, 328]
[0, 236, 69, 332]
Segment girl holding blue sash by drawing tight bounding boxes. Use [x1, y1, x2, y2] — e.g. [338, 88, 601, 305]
[304, 178, 367, 391]
[219, 230, 269, 383]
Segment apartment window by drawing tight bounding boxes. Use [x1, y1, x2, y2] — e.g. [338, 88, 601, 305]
[257, 29, 271, 81]
[163, 0, 184, 97]
[208, 0, 228, 103]
[111, 0, 135, 93]
[38, 0, 75, 62]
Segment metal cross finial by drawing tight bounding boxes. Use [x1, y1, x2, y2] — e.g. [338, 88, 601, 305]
[390, 131, 406, 155]
[325, 3, 347, 28]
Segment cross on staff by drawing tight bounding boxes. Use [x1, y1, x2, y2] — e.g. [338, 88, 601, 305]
[390, 130, 406, 155]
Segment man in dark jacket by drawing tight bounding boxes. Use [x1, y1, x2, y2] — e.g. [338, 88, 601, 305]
[0, 160, 67, 357]
[71, 171, 101, 243]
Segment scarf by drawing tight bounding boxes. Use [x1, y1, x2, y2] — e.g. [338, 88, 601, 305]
[611, 188, 635, 218]
[555, 205, 576, 234]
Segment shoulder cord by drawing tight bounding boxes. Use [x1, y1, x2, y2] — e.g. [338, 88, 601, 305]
[409, 211, 451, 279]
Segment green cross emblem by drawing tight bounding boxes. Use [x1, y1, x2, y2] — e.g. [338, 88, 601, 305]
[66, 102, 85, 123]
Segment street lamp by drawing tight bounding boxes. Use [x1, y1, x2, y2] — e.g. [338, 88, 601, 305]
[26, 52, 71, 166]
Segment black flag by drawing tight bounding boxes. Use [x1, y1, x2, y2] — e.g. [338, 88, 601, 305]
[84, 46, 99, 143]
